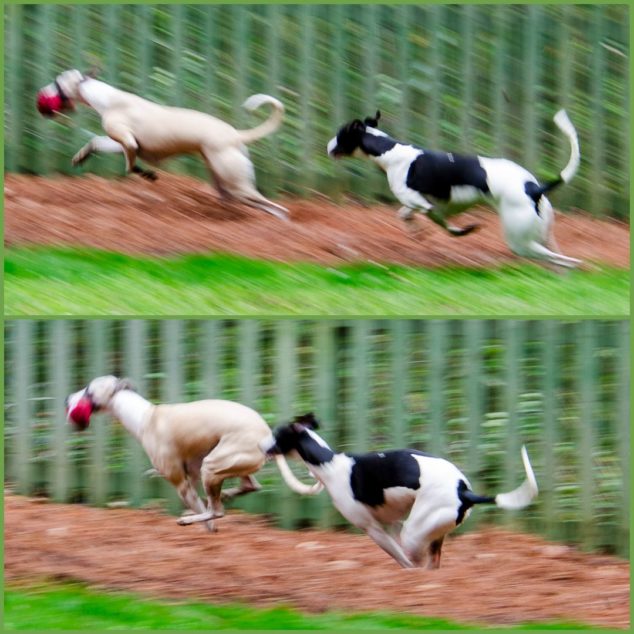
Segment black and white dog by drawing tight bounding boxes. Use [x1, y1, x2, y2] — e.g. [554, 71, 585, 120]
[327, 110, 581, 268]
[263, 414, 538, 569]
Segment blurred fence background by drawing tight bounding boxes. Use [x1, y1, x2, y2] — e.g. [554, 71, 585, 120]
[4, 4, 629, 219]
[4, 319, 630, 556]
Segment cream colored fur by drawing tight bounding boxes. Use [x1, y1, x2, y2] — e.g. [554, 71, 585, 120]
[66, 376, 320, 532]
[50, 70, 288, 219]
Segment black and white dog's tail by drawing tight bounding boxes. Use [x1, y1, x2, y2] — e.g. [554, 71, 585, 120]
[459, 446, 538, 511]
[526, 110, 580, 205]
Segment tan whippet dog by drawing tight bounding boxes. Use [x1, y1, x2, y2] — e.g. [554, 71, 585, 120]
[66, 376, 322, 532]
[37, 69, 289, 219]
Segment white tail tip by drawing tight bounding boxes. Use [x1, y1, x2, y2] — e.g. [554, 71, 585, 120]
[553, 109, 580, 184]
[495, 445, 539, 510]
[243, 93, 284, 112]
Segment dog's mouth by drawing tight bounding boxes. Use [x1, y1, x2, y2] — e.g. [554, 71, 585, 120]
[66, 395, 94, 430]
[36, 90, 74, 118]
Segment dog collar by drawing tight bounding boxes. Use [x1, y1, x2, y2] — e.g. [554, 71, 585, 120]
[54, 79, 71, 105]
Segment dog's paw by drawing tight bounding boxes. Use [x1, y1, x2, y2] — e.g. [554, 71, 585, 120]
[449, 223, 480, 237]
[71, 152, 90, 167]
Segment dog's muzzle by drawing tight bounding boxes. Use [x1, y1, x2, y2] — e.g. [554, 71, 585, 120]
[36, 80, 73, 117]
[36, 91, 65, 117]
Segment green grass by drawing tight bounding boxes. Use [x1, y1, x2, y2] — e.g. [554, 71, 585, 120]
[4, 583, 601, 630]
[4, 247, 629, 316]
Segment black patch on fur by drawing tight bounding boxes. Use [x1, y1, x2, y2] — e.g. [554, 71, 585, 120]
[524, 177, 563, 216]
[456, 479, 496, 525]
[348, 450, 428, 507]
[524, 181, 543, 216]
[269, 421, 334, 466]
[331, 120, 366, 156]
[406, 151, 490, 201]
[360, 132, 398, 157]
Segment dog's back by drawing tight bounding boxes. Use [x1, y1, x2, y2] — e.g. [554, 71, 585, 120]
[146, 399, 271, 459]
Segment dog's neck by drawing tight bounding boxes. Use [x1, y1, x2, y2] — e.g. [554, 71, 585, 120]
[294, 428, 336, 467]
[109, 390, 154, 440]
[76, 78, 122, 115]
[360, 128, 415, 172]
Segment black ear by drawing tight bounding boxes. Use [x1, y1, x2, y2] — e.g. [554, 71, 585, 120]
[294, 412, 319, 429]
[364, 110, 381, 127]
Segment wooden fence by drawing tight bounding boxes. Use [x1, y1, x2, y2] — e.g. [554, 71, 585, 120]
[4, 4, 630, 219]
[4, 319, 630, 556]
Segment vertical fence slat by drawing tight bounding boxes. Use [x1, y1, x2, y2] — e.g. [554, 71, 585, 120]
[13, 322, 34, 495]
[199, 320, 222, 398]
[464, 320, 484, 526]
[617, 321, 630, 557]
[315, 321, 337, 528]
[124, 320, 148, 507]
[239, 321, 260, 408]
[389, 320, 409, 448]
[541, 320, 559, 541]
[6, 4, 24, 172]
[428, 321, 447, 456]
[579, 321, 597, 550]
[50, 322, 70, 502]
[351, 320, 371, 453]
[590, 6, 606, 216]
[276, 320, 298, 528]
[88, 321, 109, 505]
[503, 320, 523, 526]
[160, 320, 184, 512]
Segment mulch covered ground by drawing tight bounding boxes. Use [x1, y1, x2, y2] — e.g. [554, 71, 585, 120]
[4, 173, 629, 268]
[5, 495, 629, 628]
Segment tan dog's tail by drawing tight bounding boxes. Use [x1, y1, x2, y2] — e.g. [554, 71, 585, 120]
[274, 454, 324, 495]
[239, 94, 284, 144]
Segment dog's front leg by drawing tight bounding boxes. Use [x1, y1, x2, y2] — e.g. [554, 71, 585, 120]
[365, 524, 415, 569]
[102, 119, 156, 181]
[175, 478, 216, 533]
[72, 136, 125, 167]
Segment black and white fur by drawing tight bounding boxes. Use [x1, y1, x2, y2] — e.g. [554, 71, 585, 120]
[263, 414, 538, 569]
[327, 110, 581, 268]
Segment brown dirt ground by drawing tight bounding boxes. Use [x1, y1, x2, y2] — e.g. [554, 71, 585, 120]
[4, 173, 630, 268]
[5, 495, 629, 628]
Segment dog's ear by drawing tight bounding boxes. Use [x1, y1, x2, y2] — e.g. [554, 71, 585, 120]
[292, 412, 319, 430]
[116, 378, 136, 393]
[364, 110, 381, 127]
[84, 64, 101, 79]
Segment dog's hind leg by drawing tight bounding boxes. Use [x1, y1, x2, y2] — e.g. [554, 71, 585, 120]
[239, 193, 289, 220]
[428, 537, 445, 569]
[203, 148, 289, 220]
[221, 475, 262, 501]
[427, 209, 479, 237]
[523, 241, 582, 269]
[365, 523, 415, 568]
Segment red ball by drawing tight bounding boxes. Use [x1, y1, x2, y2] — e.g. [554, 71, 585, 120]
[36, 92, 64, 117]
[68, 396, 93, 430]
